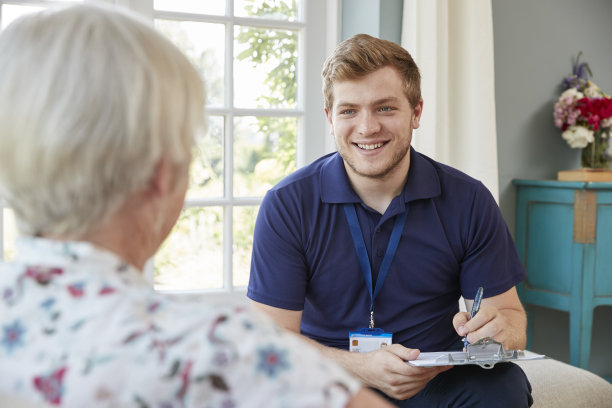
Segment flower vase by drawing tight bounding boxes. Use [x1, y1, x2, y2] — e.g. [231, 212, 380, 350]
[581, 128, 611, 170]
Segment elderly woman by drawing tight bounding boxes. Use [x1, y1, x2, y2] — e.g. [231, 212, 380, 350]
[0, 4, 392, 407]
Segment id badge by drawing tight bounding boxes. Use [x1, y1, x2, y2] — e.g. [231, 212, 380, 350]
[349, 328, 393, 353]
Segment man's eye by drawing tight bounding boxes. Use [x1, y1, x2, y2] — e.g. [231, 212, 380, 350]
[340, 109, 356, 115]
[379, 106, 393, 112]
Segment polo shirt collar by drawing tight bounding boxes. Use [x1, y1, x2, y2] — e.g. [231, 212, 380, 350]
[320, 147, 441, 205]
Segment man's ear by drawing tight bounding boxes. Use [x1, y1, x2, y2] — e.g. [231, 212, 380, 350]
[324, 108, 334, 135]
[412, 98, 423, 129]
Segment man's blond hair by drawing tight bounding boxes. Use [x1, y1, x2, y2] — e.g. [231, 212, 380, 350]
[322, 33, 421, 112]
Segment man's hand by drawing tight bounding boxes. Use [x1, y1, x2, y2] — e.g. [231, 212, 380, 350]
[251, 300, 453, 400]
[453, 288, 527, 350]
[454, 304, 511, 346]
[350, 344, 451, 400]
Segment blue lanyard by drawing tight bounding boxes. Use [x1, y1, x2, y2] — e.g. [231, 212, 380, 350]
[343, 203, 409, 327]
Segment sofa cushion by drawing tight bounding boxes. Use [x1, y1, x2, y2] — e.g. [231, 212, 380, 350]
[515, 359, 612, 407]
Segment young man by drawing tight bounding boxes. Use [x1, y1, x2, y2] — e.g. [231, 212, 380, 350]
[248, 34, 533, 406]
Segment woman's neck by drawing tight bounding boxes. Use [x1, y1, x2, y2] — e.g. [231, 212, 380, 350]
[42, 194, 158, 272]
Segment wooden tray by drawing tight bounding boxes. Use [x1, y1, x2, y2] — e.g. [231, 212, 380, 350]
[557, 168, 612, 182]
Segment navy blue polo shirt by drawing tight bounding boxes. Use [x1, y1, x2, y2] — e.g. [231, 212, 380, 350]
[247, 148, 525, 352]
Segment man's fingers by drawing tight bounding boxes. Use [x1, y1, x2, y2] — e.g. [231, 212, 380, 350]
[452, 311, 469, 332]
[460, 306, 495, 333]
[385, 343, 420, 361]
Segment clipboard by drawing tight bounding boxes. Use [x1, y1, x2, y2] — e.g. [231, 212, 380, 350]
[408, 337, 546, 369]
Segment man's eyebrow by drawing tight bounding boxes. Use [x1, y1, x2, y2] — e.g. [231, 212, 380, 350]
[335, 102, 358, 109]
[372, 97, 400, 105]
[335, 97, 400, 109]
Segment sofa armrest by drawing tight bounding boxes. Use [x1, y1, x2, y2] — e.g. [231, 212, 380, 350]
[515, 358, 612, 407]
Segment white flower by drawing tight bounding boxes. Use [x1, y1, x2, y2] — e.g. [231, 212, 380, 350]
[560, 88, 584, 101]
[583, 81, 602, 98]
[601, 117, 612, 129]
[562, 125, 594, 148]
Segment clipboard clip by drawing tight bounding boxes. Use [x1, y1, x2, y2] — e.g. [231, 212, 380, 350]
[435, 337, 523, 369]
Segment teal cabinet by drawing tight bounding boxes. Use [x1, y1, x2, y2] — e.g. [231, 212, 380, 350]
[513, 179, 612, 372]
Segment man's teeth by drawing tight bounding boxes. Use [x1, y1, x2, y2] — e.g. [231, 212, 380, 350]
[357, 142, 384, 150]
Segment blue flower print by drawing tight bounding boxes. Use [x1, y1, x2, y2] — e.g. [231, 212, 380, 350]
[255, 345, 289, 378]
[2, 320, 26, 354]
[40, 297, 56, 310]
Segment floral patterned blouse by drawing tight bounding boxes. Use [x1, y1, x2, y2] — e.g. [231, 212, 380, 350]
[0, 238, 360, 407]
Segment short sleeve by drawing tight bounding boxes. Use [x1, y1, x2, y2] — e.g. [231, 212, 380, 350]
[459, 182, 526, 297]
[247, 189, 309, 310]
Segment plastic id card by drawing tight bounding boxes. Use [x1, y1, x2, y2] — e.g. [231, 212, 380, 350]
[349, 328, 392, 353]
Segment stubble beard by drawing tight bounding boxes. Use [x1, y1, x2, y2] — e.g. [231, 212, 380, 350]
[341, 143, 410, 180]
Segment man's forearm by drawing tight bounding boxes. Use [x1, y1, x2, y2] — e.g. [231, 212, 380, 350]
[293, 332, 370, 382]
[498, 307, 528, 350]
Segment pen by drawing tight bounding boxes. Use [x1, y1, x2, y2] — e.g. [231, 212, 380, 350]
[463, 286, 484, 350]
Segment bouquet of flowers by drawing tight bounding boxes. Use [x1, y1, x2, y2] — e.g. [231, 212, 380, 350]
[553, 52, 612, 169]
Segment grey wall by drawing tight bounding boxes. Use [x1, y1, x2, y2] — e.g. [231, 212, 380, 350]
[493, 0, 612, 236]
[341, 0, 612, 378]
[341, 0, 403, 44]
[492, 0, 612, 378]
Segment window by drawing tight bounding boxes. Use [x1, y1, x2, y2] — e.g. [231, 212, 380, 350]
[0, 0, 335, 293]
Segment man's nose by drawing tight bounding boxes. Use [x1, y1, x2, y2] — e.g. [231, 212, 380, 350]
[357, 112, 381, 136]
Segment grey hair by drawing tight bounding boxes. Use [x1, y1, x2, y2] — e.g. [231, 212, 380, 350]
[0, 3, 205, 237]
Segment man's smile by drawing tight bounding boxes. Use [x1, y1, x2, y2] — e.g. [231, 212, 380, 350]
[356, 142, 386, 150]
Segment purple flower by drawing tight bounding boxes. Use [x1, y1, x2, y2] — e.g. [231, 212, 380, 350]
[255, 345, 290, 378]
[213, 350, 230, 366]
[2, 288, 13, 301]
[1, 320, 26, 354]
[222, 398, 236, 408]
[561, 52, 592, 90]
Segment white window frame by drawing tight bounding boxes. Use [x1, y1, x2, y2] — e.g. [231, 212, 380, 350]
[0, 0, 340, 297]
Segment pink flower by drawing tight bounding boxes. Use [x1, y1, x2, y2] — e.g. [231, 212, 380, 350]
[24, 266, 63, 285]
[554, 89, 584, 131]
[33, 367, 67, 405]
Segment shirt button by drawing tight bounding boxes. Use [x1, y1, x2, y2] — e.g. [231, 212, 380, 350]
[377, 249, 384, 257]
[376, 228, 381, 233]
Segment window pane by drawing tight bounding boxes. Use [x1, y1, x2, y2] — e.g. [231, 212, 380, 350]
[154, 0, 225, 15]
[188, 115, 224, 198]
[1, 4, 44, 30]
[233, 205, 259, 287]
[155, 19, 225, 107]
[2, 208, 17, 261]
[154, 207, 223, 291]
[234, 26, 297, 109]
[235, 0, 298, 21]
[233, 116, 297, 196]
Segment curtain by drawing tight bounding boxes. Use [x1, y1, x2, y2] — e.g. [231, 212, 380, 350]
[401, 0, 499, 200]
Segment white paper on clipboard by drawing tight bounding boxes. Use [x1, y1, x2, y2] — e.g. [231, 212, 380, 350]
[408, 337, 546, 369]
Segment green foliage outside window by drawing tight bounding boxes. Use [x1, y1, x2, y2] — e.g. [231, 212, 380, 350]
[154, 0, 299, 290]
[235, 0, 298, 184]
